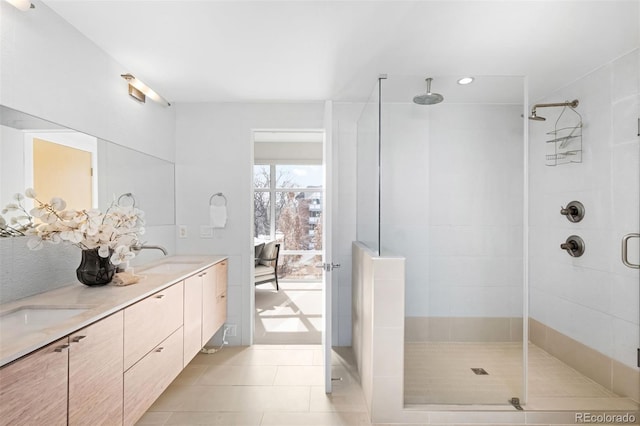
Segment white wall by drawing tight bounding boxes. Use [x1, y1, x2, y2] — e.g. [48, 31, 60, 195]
[333, 102, 364, 345]
[175, 102, 327, 345]
[0, 1, 176, 302]
[381, 102, 524, 319]
[0, 1, 175, 162]
[529, 49, 640, 369]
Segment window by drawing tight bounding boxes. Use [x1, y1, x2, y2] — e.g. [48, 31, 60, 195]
[254, 164, 323, 280]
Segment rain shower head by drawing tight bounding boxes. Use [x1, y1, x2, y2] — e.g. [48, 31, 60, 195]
[528, 99, 579, 122]
[413, 77, 444, 105]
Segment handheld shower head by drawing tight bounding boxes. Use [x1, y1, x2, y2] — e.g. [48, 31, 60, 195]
[413, 77, 444, 105]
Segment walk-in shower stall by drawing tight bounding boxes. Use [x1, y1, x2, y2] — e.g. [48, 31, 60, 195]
[353, 50, 639, 420]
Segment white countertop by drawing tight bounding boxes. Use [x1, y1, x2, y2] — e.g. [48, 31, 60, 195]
[0, 255, 226, 367]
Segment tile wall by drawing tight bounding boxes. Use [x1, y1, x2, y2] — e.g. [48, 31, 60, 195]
[528, 49, 640, 371]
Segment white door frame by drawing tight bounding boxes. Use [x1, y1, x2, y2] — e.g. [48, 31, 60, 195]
[249, 122, 334, 387]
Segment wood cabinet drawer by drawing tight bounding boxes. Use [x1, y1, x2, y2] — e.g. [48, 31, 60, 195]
[212, 291, 227, 336]
[0, 338, 69, 426]
[183, 274, 203, 367]
[215, 260, 227, 296]
[123, 327, 183, 426]
[69, 311, 124, 426]
[124, 282, 183, 370]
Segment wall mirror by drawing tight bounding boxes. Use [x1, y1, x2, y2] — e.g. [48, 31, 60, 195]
[0, 105, 176, 230]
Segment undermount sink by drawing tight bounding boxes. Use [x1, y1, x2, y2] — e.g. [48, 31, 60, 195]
[141, 261, 201, 275]
[0, 306, 91, 340]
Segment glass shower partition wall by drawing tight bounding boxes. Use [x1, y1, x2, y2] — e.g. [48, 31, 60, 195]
[356, 77, 383, 254]
[380, 75, 527, 407]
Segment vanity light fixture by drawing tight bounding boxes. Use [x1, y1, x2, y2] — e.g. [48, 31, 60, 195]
[5, 0, 34, 10]
[120, 74, 171, 107]
[457, 76, 475, 85]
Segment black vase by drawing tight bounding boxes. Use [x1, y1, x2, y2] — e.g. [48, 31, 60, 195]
[76, 248, 115, 286]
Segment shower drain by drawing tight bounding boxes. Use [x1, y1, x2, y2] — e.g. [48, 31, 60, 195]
[471, 368, 488, 375]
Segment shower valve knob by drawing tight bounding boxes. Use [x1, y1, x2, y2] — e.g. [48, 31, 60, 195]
[560, 201, 585, 222]
[561, 235, 585, 257]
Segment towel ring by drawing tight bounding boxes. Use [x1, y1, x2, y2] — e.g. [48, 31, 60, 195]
[117, 192, 136, 208]
[209, 192, 227, 207]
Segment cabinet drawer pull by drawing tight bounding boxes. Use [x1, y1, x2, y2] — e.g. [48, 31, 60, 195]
[200, 272, 207, 277]
[220, 294, 226, 299]
[54, 344, 70, 352]
[155, 347, 164, 353]
[154, 294, 165, 299]
[71, 335, 86, 343]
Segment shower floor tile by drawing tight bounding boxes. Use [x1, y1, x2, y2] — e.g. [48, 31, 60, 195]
[404, 342, 639, 411]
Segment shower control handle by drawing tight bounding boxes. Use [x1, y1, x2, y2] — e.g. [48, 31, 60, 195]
[560, 206, 578, 216]
[561, 235, 585, 257]
[560, 201, 585, 223]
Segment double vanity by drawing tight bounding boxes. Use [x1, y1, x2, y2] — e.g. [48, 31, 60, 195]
[0, 255, 228, 426]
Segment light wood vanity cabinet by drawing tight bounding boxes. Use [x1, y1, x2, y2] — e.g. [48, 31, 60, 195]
[0, 313, 124, 426]
[68, 311, 124, 426]
[124, 327, 184, 426]
[0, 338, 69, 426]
[124, 282, 183, 370]
[183, 273, 203, 366]
[0, 258, 227, 426]
[202, 260, 228, 346]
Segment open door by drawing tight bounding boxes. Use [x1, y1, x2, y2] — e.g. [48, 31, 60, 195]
[322, 100, 335, 393]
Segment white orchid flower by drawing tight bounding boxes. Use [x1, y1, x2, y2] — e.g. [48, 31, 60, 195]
[13, 193, 25, 201]
[40, 211, 59, 224]
[94, 224, 115, 243]
[24, 188, 37, 199]
[0, 216, 6, 228]
[50, 197, 67, 211]
[60, 229, 84, 244]
[4, 203, 19, 211]
[98, 244, 110, 258]
[110, 245, 135, 265]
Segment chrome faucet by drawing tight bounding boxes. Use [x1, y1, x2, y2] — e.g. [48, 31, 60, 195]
[131, 243, 168, 256]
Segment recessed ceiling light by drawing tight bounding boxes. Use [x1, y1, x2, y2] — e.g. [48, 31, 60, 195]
[457, 77, 475, 85]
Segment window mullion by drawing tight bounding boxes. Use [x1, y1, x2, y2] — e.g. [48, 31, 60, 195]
[270, 164, 276, 240]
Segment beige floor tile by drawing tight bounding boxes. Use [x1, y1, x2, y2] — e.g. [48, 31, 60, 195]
[150, 385, 311, 413]
[309, 384, 368, 412]
[163, 411, 263, 425]
[189, 346, 251, 366]
[171, 364, 208, 386]
[525, 396, 640, 411]
[404, 342, 639, 412]
[193, 347, 316, 366]
[135, 411, 171, 425]
[197, 365, 278, 386]
[260, 411, 371, 426]
[274, 365, 325, 386]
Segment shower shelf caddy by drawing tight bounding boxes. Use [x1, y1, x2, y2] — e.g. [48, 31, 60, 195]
[545, 105, 582, 166]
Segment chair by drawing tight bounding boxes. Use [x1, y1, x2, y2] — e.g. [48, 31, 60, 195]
[254, 242, 281, 290]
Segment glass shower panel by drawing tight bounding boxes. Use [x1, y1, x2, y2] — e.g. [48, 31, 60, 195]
[387, 75, 526, 406]
[356, 79, 381, 254]
[528, 49, 639, 412]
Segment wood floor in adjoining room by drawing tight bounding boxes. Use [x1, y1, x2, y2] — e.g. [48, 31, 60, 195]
[254, 281, 323, 345]
[137, 345, 370, 426]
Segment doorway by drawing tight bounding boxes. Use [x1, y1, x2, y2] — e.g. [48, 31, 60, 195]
[252, 130, 325, 345]
[25, 131, 98, 210]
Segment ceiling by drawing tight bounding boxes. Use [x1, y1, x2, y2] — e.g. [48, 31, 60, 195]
[43, 0, 639, 104]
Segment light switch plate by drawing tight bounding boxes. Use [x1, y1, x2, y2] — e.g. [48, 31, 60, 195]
[200, 225, 214, 238]
[178, 225, 188, 238]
